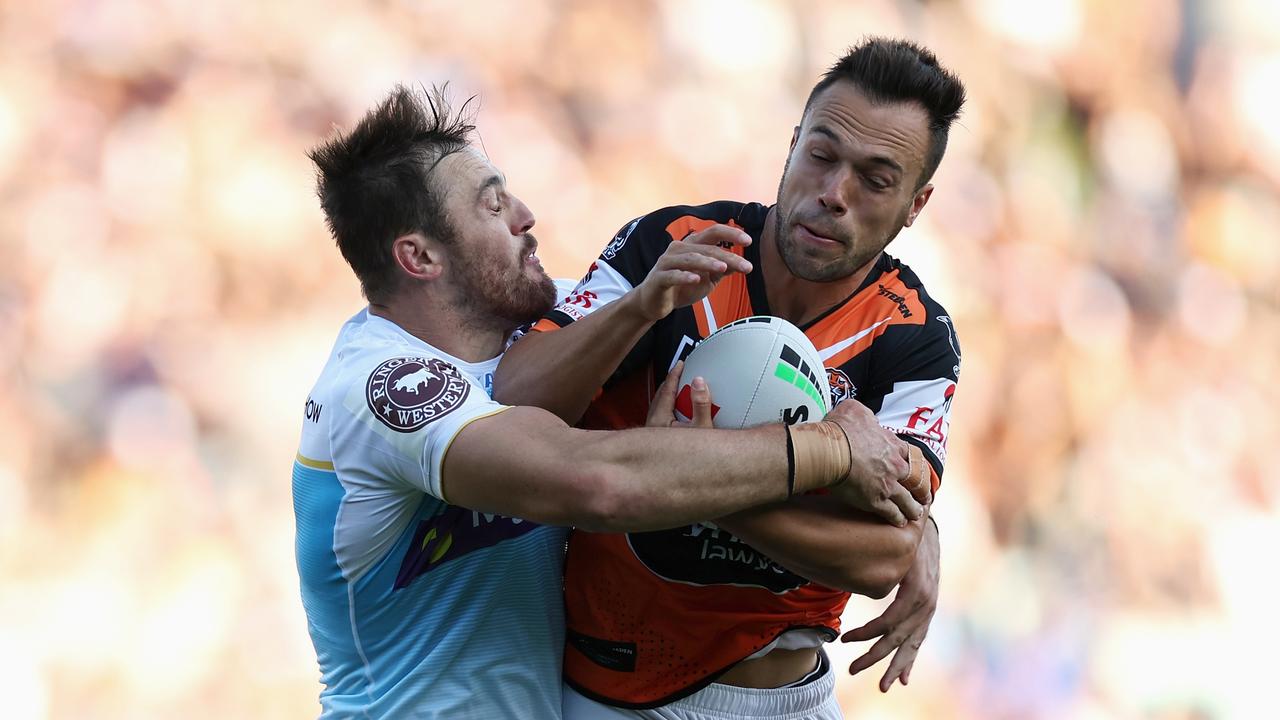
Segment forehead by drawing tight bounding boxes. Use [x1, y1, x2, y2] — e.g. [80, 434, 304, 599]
[434, 147, 501, 198]
[801, 81, 930, 170]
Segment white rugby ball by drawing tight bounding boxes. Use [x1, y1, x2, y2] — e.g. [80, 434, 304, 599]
[674, 316, 831, 429]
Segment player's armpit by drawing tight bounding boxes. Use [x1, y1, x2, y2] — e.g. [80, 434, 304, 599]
[716, 496, 925, 598]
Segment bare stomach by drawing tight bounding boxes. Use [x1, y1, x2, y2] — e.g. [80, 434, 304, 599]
[717, 647, 820, 688]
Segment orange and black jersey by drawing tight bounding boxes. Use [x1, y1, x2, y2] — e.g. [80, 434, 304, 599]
[533, 200, 961, 707]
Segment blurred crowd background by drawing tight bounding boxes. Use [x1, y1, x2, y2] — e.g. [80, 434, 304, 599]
[1, 0, 1277, 718]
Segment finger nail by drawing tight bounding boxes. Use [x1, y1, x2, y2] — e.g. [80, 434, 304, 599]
[693, 376, 707, 390]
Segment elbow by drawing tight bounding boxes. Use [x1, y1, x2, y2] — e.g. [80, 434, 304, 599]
[857, 566, 906, 600]
[562, 464, 638, 533]
[837, 526, 923, 598]
[829, 564, 899, 599]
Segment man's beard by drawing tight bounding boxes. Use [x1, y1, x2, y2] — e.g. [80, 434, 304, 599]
[452, 233, 557, 330]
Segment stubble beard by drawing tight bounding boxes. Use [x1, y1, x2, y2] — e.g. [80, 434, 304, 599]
[453, 232, 557, 330]
[772, 165, 909, 283]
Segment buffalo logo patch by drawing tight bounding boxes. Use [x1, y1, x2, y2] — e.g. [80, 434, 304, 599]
[366, 357, 470, 433]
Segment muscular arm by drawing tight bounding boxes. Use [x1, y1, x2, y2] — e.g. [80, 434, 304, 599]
[716, 497, 925, 599]
[443, 405, 807, 533]
[495, 293, 655, 424]
[494, 224, 753, 424]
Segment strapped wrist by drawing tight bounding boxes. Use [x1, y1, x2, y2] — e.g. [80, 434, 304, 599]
[786, 421, 853, 494]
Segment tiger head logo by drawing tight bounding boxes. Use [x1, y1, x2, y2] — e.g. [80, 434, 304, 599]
[827, 368, 856, 406]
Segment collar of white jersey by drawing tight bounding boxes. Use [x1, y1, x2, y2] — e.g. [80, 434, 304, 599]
[357, 308, 503, 373]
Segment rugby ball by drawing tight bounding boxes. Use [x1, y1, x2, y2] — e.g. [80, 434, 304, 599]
[674, 316, 831, 429]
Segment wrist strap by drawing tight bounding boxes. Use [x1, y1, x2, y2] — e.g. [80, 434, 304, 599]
[783, 425, 797, 499]
[787, 421, 853, 493]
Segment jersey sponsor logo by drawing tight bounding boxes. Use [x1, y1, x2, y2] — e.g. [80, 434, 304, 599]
[567, 630, 637, 673]
[565, 288, 599, 310]
[304, 396, 323, 423]
[395, 505, 541, 589]
[366, 357, 470, 433]
[877, 284, 915, 319]
[626, 523, 807, 594]
[827, 368, 856, 406]
[603, 217, 641, 260]
[881, 379, 956, 464]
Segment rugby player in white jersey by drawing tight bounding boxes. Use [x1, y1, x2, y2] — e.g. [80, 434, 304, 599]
[294, 85, 932, 719]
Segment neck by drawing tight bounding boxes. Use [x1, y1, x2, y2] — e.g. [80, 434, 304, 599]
[368, 292, 511, 364]
[759, 207, 879, 327]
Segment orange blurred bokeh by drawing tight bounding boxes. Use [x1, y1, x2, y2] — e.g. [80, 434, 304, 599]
[1, 1, 1277, 718]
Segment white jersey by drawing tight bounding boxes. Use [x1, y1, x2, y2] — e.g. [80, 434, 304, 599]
[294, 308, 569, 719]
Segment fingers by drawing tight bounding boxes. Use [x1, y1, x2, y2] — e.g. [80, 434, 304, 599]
[840, 601, 906, 643]
[903, 445, 933, 505]
[660, 241, 753, 275]
[878, 627, 927, 692]
[646, 361, 684, 428]
[690, 376, 715, 428]
[657, 250, 738, 277]
[847, 630, 901, 676]
[685, 224, 752, 249]
[871, 498, 908, 527]
[886, 483, 924, 524]
[650, 269, 703, 287]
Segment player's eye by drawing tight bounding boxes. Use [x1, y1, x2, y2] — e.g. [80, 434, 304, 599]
[810, 151, 833, 163]
[864, 174, 891, 191]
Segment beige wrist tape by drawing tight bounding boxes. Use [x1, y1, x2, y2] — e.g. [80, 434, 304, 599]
[786, 421, 853, 494]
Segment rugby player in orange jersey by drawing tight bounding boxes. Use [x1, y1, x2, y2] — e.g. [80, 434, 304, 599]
[496, 38, 965, 719]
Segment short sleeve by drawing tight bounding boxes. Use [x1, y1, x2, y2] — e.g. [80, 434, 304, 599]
[329, 355, 509, 501]
[868, 314, 961, 485]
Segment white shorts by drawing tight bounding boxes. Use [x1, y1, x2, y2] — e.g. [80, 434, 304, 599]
[561, 652, 841, 720]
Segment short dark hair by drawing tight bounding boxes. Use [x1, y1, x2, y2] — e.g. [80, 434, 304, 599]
[308, 85, 476, 301]
[804, 38, 965, 187]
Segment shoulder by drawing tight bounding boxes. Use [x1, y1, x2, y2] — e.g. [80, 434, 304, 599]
[330, 319, 485, 436]
[603, 200, 763, 265]
[869, 256, 961, 380]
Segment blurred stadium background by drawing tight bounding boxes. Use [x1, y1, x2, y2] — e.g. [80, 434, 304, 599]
[1, 0, 1277, 717]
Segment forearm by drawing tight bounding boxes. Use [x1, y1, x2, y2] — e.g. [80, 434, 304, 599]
[717, 496, 925, 597]
[564, 423, 806, 532]
[445, 405, 855, 532]
[494, 293, 655, 423]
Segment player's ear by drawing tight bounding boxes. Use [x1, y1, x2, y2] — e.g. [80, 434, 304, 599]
[903, 184, 934, 228]
[392, 232, 444, 281]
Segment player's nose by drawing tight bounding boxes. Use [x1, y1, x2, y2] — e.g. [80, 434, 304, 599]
[510, 195, 535, 235]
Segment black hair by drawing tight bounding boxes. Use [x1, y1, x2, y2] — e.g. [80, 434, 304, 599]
[308, 85, 476, 301]
[804, 38, 966, 187]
